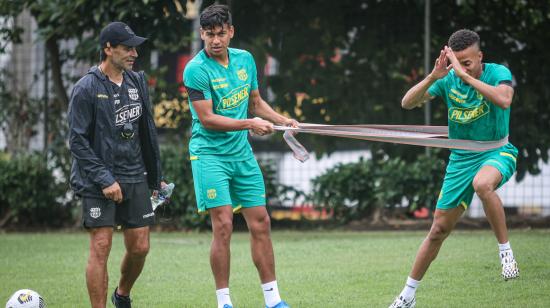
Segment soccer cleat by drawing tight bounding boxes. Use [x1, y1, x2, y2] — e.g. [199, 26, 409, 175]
[501, 252, 519, 280]
[111, 287, 132, 308]
[389, 295, 416, 308]
[222, 305, 233, 308]
[266, 300, 290, 308]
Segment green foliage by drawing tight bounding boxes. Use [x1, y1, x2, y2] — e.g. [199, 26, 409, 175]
[0, 69, 43, 154]
[311, 151, 445, 222]
[258, 159, 307, 207]
[232, 0, 550, 179]
[19, 0, 192, 64]
[0, 152, 70, 228]
[157, 143, 207, 229]
[0, 1, 25, 53]
[0, 0, 195, 166]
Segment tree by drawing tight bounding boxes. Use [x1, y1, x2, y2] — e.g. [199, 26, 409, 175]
[231, 0, 550, 180]
[0, 0, 194, 154]
[1, 0, 548, 179]
[0, 69, 42, 154]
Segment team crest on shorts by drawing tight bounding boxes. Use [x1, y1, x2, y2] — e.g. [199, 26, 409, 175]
[237, 69, 248, 81]
[90, 207, 101, 219]
[207, 189, 217, 199]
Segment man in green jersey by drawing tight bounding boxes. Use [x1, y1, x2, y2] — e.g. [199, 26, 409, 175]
[183, 4, 294, 308]
[389, 29, 519, 308]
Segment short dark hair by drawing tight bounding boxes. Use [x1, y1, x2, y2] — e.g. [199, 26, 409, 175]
[448, 29, 480, 51]
[200, 4, 232, 30]
[99, 44, 118, 62]
[100, 46, 107, 62]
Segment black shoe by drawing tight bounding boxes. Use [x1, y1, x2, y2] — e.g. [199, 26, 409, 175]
[111, 287, 132, 308]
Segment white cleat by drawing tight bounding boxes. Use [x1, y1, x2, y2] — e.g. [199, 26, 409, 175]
[501, 252, 520, 280]
[389, 295, 416, 308]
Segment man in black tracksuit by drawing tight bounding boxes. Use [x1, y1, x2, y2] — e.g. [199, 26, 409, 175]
[68, 22, 163, 308]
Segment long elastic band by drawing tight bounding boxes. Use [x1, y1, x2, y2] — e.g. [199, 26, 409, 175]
[274, 123, 508, 152]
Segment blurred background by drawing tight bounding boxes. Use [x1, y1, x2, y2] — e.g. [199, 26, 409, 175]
[1, 0, 549, 230]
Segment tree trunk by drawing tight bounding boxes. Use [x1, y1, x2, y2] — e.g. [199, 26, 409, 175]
[4, 91, 35, 155]
[45, 36, 68, 109]
[370, 206, 386, 226]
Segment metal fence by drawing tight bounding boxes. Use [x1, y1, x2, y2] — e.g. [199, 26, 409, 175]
[256, 148, 550, 218]
[2, 12, 548, 220]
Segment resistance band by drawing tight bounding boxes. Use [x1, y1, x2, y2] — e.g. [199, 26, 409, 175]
[274, 123, 508, 162]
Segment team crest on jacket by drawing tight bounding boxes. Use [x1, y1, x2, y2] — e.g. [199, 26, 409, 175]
[128, 88, 139, 101]
[237, 69, 248, 81]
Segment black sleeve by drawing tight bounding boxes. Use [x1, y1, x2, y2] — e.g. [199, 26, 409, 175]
[499, 80, 513, 87]
[68, 84, 116, 188]
[186, 87, 206, 102]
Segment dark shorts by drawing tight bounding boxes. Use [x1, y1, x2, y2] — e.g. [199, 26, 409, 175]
[82, 181, 155, 229]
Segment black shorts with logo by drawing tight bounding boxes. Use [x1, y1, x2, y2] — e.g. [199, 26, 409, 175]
[82, 181, 155, 229]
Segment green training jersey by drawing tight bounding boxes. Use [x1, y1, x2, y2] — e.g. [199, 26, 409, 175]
[428, 63, 513, 142]
[183, 48, 259, 160]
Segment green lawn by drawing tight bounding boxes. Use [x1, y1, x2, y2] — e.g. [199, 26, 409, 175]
[1, 230, 549, 307]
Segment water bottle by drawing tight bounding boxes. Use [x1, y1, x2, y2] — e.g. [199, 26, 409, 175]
[283, 130, 310, 162]
[151, 182, 175, 211]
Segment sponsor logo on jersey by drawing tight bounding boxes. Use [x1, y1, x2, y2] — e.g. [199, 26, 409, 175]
[448, 88, 467, 104]
[97, 94, 109, 99]
[115, 103, 142, 126]
[449, 102, 489, 124]
[213, 83, 229, 90]
[143, 212, 155, 218]
[217, 84, 250, 111]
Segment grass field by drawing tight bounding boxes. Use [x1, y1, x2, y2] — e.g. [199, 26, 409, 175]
[1, 229, 549, 307]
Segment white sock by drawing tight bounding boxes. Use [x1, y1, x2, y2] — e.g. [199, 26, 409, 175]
[399, 276, 420, 301]
[262, 280, 282, 307]
[216, 288, 232, 308]
[499, 241, 514, 261]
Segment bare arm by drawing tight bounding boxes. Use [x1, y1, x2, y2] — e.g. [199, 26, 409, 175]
[248, 89, 297, 126]
[192, 98, 274, 135]
[445, 46, 514, 109]
[401, 77, 437, 110]
[402, 49, 450, 110]
[456, 74, 514, 109]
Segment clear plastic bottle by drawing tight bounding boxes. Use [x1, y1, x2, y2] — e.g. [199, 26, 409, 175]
[283, 130, 310, 162]
[151, 182, 175, 211]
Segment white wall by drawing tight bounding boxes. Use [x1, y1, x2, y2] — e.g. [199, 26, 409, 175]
[257, 149, 550, 217]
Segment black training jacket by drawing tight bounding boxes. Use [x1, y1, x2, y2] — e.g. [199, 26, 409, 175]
[68, 66, 162, 198]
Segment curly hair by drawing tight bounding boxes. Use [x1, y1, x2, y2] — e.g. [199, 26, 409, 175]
[448, 29, 480, 51]
[200, 4, 232, 30]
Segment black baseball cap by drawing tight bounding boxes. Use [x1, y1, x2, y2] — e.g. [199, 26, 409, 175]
[99, 22, 147, 47]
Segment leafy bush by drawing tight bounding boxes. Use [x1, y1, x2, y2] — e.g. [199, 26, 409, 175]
[156, 143, 208, 229]
[258, 158, 306, 208]
[311, 151, 446, 222]
[157, 144, 305, 230]
[0, 152, 70, 228]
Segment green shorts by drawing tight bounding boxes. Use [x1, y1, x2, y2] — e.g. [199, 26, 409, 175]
[436, 143, 518, 210]
[190, 156, 266, 213]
